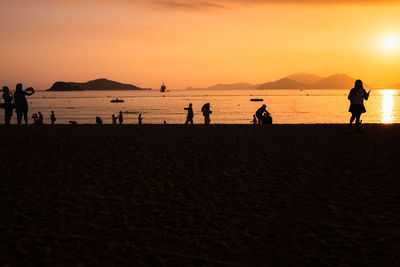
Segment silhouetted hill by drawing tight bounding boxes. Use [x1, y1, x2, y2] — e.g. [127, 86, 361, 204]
[287, 73, 323, 84]
[257, 78, 310, 89]
[47, 82, 83, 91]
[187, 83, 255, 90]
[47, 78, 148, 91]
[184, 73, 375, 90]
[311, 74, 372, 89]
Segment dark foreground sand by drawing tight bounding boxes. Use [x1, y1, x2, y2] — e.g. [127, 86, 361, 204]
[1, 125, 399, 266]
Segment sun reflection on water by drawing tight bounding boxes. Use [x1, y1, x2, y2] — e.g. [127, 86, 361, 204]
[381, 90, 395, 123]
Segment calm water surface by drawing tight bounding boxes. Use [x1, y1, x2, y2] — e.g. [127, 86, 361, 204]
[2, 89, 400, 124]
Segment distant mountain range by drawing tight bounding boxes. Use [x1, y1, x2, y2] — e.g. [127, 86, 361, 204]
[187, 73, 384, 90]
[47, 78, 150, 91]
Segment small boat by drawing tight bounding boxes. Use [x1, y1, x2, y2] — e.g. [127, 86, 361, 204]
[110, 98, 124, 103]
[250, 98, 264, 102]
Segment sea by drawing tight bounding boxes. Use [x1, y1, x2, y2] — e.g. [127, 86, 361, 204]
[2, 89, 399, 124]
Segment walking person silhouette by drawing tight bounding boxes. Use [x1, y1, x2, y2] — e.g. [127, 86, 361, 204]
[2, 86, 14, 125]
[348, 80, 370, 132]
[201, 103, 212, 125]
[184, 103, 194, 124]
[14, 83, 35, 125]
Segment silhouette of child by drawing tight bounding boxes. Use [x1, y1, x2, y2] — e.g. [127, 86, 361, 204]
[38, 111, 43, 124]
[32, 113, 40, 125]
[96, 116, 103, 125]
[112, 114, 118, 125]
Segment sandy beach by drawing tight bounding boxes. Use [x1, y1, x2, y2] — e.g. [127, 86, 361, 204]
[0, 124, 399, 265]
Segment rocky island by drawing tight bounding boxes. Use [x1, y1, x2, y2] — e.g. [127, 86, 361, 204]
[47, 78, 150, 91]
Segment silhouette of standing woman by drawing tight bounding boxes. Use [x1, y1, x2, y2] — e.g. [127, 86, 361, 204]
[2, 86, 14, 125]
[348, 80, 370, 132]
[14, 83, 35, 125]
[184, 103, 194, 124]
[201, 103, 212, 124]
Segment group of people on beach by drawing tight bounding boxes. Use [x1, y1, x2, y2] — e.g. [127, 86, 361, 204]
[180, 79, 369, 128]
[184, 103, 213, 125]
[1, 84, 59, 126]
[1, 84, 35, 125]
[112, 111, 124, 125]
[1, 80, 371, 130]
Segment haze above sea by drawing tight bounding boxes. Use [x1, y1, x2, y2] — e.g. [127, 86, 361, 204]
[3, 89, 400, 125]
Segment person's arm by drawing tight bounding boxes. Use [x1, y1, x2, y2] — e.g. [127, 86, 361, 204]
[348, 90, 353, 101]
[184, 107, 188, 110]
[25, 88, 35, 96]
[364, 89, 371, 100]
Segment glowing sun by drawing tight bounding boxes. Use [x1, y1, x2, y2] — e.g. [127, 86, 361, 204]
[383, 35, 398, 50]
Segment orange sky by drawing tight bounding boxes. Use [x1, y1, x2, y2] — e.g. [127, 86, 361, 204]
[1, 0, 400, 89]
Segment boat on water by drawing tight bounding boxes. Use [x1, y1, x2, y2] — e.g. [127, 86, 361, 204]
[110, 98, 124, 103]
[250, 98, 264, 102]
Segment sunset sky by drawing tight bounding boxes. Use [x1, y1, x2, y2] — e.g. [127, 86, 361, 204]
[1, 0, 400, 89]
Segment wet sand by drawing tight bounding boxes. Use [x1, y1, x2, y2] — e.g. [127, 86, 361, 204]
[1, 124, 399, 265]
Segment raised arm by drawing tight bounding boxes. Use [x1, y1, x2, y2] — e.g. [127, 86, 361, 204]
[364, 89, 371, 100]
[25, 88, 35, 96]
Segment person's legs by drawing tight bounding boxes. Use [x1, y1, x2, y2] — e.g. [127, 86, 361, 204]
[189, 118, 193, 124]
[355, 114, 361, 131]
[23, 110, 28, 125]
[349, 113, 356, 128]
[5, 108, 12, 125]
[17, 111, 22, 125]
[4, 111, 8, 125]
